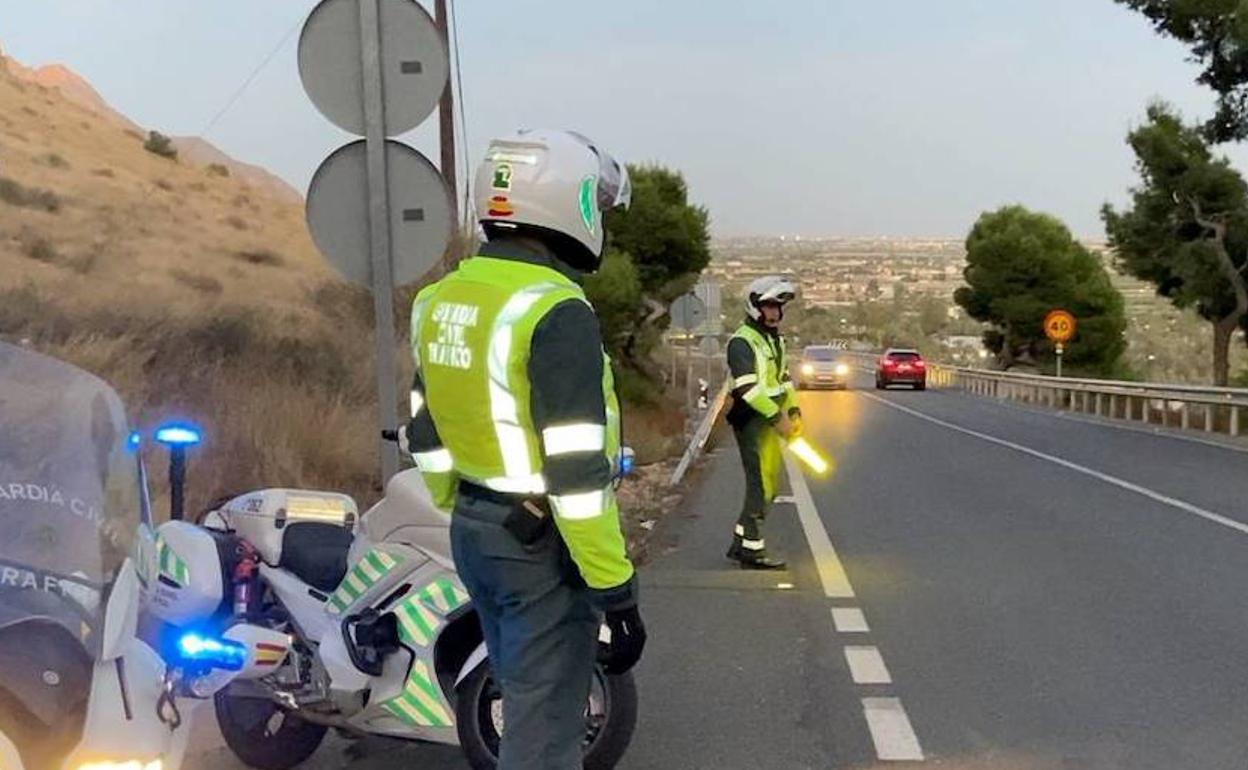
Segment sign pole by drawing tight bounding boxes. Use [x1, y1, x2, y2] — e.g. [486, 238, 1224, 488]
[1055, 343, 1064, 378]
[359, 0, 399, 482]
[685, 335, 693, 427]
[705, 337, 712, 387]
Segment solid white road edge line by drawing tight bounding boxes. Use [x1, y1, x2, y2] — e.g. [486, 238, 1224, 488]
[862, 392, 1248, 537]
[863, 697, 926, 761]
[947, 386, 1248, 456]
[784, 455, 856, 598]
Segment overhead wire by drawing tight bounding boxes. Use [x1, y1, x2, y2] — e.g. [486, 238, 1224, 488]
[198, 16, 303, 140]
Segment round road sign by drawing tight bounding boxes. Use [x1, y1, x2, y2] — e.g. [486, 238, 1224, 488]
[670, 294, 708, 331]
[306, 139, 454, 288]
[298, 0, 449, 136]
[1043, 309, 1076, 343]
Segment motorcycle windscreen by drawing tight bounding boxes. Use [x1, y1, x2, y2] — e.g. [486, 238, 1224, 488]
[0, 342, 148, 659]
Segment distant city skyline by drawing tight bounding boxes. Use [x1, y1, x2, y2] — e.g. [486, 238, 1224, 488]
[6, 1, 1248, 238]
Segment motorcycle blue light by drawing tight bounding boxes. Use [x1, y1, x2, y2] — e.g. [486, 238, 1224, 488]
[177, 633, 247, 671]
[620, 454, 634, 476]
[127, 431, 142, 451]
[154, 423, 202, 447]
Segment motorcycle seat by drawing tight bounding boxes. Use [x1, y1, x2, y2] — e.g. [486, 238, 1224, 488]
[277, 522, 354, 593]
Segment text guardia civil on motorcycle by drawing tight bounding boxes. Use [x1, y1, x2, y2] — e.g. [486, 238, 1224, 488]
[150, 437, 638, 769]
[0, 342, 247, 770]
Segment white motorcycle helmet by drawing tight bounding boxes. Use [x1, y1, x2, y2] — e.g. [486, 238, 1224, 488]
[745, 275, 797, 321]
[474, 129, 631, 273]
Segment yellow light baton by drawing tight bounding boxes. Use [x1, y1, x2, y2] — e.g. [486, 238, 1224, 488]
[786, 436, 833, 476]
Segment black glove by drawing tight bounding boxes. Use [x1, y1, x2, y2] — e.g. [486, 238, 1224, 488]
[599, 605, 647, 675]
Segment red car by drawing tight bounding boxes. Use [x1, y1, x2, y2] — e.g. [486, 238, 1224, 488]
[875, 348, 926, 390]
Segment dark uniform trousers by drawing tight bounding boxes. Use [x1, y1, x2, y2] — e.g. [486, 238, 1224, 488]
[732, 412, 783, 555]
[450, 491, 599, 770]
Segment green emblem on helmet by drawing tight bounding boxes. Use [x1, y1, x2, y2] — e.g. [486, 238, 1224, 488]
[491, 163, 512, 191]
[578, 175, 597, 236]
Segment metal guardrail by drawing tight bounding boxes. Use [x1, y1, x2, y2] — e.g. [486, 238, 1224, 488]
[841, 351, 1248, 438]
[670, 378, 732, 486]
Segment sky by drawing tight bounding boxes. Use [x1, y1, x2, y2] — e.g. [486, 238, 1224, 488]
[5, 0, 1248, 239]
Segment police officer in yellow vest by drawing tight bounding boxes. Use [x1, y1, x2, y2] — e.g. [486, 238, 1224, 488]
[401, 129, 644, 769]
[725, 276, 800, 569]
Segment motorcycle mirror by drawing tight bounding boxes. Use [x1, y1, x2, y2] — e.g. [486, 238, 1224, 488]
[154, 421, 203, 521]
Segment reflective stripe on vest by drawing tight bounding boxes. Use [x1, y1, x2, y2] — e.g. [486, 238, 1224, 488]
[414, 257, 619, 498]
[486, 282, 562, 487]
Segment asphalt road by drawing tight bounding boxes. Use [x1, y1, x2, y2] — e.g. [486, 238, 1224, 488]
[187, 373, 1248, 769]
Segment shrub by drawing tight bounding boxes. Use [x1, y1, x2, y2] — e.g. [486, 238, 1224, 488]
[312, 281, 374, 327]
[0, 284, 53, 336]
[170, 268, 224, 295]
[38, 152, 69, 169]
[143, 130, 178, 160]
[65, 251, 98, 275]
[206, 163, 230, 178]
[615, 363, 662, 407]
[21, 233, 58, 263]
[0, 177, 61, 212]
[233, 249, 284, 267]
[154, 179, 174, 191]
[223, 215, 248, 231]
[91, 167, 115, 178]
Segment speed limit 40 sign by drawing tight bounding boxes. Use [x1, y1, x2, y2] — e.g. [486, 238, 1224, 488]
[1043, 310, 1076, 343]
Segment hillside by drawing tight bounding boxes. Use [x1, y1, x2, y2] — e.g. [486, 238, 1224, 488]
[0, 49, 381, 510]
[5, 56, 301, 202]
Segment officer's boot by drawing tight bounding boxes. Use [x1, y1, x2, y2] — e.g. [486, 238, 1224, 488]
[737, 551, 786, 570]
[727, 523, 786, 569]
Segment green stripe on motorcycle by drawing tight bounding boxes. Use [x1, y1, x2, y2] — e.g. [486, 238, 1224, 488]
[396, 601, 437, 646]
[383, 696, 438, 727]
[156, 541, 189, 586]
[407, 660, 443, 703]
[368, 550, 396, 573]
[404, 686, 451, 726]
[404, 661, 451, 725]
[438, 580, 464, 610]
[325, 549, 400, 615]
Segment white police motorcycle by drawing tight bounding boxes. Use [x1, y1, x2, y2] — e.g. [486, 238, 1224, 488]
[0, 342, 249, 770]
[150, 432, 638, 769]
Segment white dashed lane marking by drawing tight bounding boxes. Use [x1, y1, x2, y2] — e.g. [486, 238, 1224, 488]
[844, 646, 892, 684]
[863, 698, 926, 761]
[783, 453, 925, 762]
[832, 607, 870, 633]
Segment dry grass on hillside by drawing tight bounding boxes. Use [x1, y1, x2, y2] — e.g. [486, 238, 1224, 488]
[0, 55, 385, 514]
[0, 55, 688, 536]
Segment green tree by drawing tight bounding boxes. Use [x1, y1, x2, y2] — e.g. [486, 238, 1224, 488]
[598, 164, 711, 372]
[865, 278, 881, 301]
[608, 165, 711, 302]
[1102, 103, 1248, 385]
[1113, 1, 1248, 142]
[583, 248, 642, 356]
[918, 295, 949, 337]
[955, 205, 1127, 375]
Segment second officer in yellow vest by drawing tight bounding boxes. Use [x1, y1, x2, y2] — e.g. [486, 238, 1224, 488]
[402, 130, 644, 770]
[725, 276, 800, 569]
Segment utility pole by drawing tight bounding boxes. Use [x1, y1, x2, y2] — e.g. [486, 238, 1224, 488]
[434, 0, 457, 218]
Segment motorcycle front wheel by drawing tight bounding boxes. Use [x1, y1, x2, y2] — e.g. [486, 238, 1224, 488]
[455, 663, 637, 770]
[215, 689, 328, 770]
